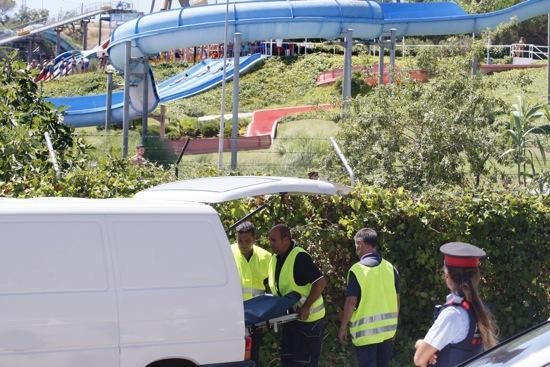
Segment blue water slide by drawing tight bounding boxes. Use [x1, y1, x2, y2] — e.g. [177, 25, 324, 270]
[41, 31, 76, 54]
[48, 53, 264, 127]
[108, 0, 550, 72]
[52, 0, 550, 127]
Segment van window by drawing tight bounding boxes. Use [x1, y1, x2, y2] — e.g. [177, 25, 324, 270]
[0, 221, 108, 294]
[111, 220, 227, 290]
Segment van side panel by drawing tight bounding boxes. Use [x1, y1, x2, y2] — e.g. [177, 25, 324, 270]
[109, 214, 245, 367]
[0, 218, 119, 367]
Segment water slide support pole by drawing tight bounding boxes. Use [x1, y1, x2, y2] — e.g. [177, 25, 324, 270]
[27, 38, 32, 64]
[390, 28, 396, 84]
[485, 34, 491, 64]
[99, 17, 102, 45]
[55, 27, 62, 56]
[471, 33, 478, 75]
[378, 36, 384, 86]
[122, 40, 131, 158]
[342, 29, 352, 118]
[141, 60, 149, 146]
[231, 32, 241, 170]
[105, 71, 113, 131]
[218, 0, 230, 169]
[81, 19, 89, 50]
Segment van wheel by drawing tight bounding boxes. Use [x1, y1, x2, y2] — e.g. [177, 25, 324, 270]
[146, 359, 196, 367]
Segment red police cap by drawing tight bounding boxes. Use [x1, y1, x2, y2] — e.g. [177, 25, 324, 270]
[440, 242, 486, 268]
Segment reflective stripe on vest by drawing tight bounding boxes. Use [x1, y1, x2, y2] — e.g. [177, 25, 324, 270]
[348, 259, 398, 346]
[268, 246, 325, 322]
[352, 324, 398, 339]
[350, 312, 399, 328]
[231, 244, 271, 301]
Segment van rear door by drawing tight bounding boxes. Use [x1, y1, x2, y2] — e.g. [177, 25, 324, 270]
[134, 176, 348, 203]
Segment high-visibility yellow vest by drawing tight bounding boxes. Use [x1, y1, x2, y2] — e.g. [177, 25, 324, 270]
[268, 246, 325, 322]
[231, 244, 271, 301]
[348, 259, 398, 346]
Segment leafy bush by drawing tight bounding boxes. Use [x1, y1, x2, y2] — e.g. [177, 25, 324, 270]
[326, 62, 507, 191]
[215, 186, 550, 366]
[200, 120, 219, 137]
[0, 53, 88, 194]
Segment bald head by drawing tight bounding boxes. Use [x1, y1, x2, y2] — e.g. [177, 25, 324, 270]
[269, 224, 292, 255]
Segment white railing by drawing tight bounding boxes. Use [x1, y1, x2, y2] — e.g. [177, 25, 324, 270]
[508, 43, 549, 60]
[368, 42, 548, 62]
[0, 1, 134, 39]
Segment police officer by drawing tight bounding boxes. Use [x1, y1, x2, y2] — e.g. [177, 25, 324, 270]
[268, 224, 327, 367]
[414, 242, 498, 367]
[338, 228, 399, 367]
[231, 221, 271, 365]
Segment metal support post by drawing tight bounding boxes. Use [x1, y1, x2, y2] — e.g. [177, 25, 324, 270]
[141, 62, 149, 146]
[389, 28, 396, 84]
[98, 17, 102, 45]
[378, 37, 385, 86]
[330, 137, 355, 185]
[27, 38, 33, 64]
[105, 71, 113, 131]
[122, 41, 131, 158]
[150, 0, 156, 13]
[486, 35, 491, 64]
[218, 0, 230, 169]
[231, 33, 241, 170]
[55, 28, 62, 56]
[342, 29, 353, 118]
[81, 19, 89, 50]
[471, 33, 478, 76]
[159, 105, 166, 138]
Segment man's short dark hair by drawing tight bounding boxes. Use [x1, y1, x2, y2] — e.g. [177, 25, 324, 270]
[236, 221, 256, 236]
[272, 223, 292, 240]
[354, 228, 378, 247]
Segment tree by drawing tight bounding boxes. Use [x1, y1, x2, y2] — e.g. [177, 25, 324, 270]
[325, 60, 506, 191]
[0, 52, 86, 192]
[10, 6, 48, 26]
[0, 0, 15, 23]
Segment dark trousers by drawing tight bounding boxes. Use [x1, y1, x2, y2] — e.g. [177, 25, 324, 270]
[280, 319, 325, 367]
[251, 328, 263, 367]
[354, 338, 394, 367]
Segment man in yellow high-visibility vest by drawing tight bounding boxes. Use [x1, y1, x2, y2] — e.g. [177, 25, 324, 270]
[268, 223, 327, 367]
[338, 228, 400, 367]
[231, 221, 271, 366]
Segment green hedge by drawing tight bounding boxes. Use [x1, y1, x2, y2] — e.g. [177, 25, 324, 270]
[215, 186, 550, 366]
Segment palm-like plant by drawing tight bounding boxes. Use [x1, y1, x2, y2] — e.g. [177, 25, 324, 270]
[500, 95, 546, 186]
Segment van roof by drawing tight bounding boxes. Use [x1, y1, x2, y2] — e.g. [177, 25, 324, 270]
[135, 176, 348, 203]
[0, 197, 215, 215]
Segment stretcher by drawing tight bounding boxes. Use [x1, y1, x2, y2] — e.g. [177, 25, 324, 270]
[244, 292, 300, 332]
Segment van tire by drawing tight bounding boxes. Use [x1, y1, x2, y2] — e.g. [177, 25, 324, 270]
[147, 359, 197, 367]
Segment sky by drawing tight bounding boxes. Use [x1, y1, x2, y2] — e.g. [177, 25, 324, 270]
[15, 0, 152, 17]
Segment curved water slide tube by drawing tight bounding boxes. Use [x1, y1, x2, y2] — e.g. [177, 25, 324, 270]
[54, 0, 550, 126]
[48, 53, 264, 127]
[109, 0, 550, 71]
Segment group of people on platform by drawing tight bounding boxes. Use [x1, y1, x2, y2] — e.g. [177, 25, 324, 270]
[232, 221, 497, 367]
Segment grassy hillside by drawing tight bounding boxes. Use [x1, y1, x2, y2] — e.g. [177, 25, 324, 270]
[176, 118, 340, 177]
[42, 53, 548, 118]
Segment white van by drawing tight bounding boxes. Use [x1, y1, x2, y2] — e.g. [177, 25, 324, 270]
[0, 176, 343, 367]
